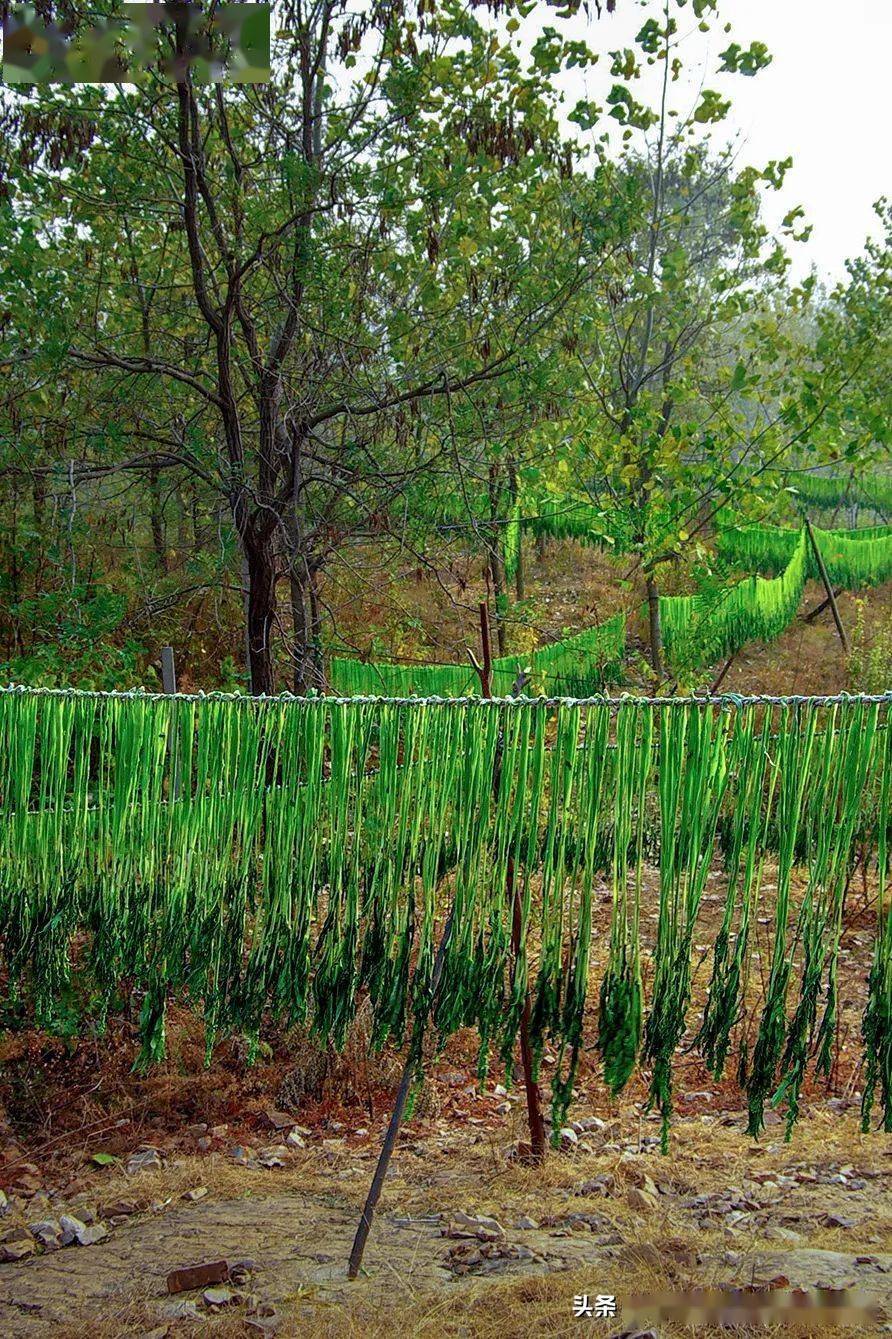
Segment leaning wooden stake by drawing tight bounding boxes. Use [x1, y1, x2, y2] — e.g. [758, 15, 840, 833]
[709, 651, 738, 695]
[475, 600, 547, 1164]
[804, 517, 849, 654]
[348, 903, 456, 1279]
[803, 588, 841, 625]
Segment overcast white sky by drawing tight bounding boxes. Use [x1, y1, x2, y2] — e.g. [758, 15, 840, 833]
[557, 0, 892, 282]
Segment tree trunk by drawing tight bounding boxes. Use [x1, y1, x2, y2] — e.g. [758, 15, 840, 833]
[508, 460, 524, 601]
[646, 575, 662, 678]
[290, 567, 311, 695]
[289, 562, 325, 694]
[307, 570, 324, 687]
[489, 552, 508, 657]
[488, 464, 508, 657]
[244, 537, 277, 695]
[240, 553, 252, 681]
[148, 469, 168, 576]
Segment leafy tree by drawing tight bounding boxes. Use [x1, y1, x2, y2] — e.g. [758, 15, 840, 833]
[0, 0, 626, 692]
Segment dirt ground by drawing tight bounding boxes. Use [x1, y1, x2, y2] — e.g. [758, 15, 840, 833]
[1, 1101, 890, 1338]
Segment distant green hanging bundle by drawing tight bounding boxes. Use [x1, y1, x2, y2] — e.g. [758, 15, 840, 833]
[330, 612, 627, 699]
[661, 530, 808, 671]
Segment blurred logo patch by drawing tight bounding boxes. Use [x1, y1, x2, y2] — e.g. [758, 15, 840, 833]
[2, 2, 270, 84]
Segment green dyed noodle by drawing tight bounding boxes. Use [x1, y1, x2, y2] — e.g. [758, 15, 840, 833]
[1, 688, 891, 1145]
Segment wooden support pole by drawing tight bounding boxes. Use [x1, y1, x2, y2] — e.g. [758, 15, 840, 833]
[160, 645, 177, 694]
[347, 904, 456, 1280]
[709, 651, 737, 695]
[477, 600, 493, 697]
[804, 518, 849, 654]
[160, 647, 180, 800]
[803, 589, 841, 625]
[645, 577, 662, 678]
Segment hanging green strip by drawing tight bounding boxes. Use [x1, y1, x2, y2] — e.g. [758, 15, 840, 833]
[330, 613, 627, 699]
[718, 520, 892, 589]
[773, 702, 879, 1136]
[1, 688, 891, 1145]
[698, 709, 778, 1079]
[784, 471, 892, 516]
[598, 702, 653, 1095]
[862, 713, 892, 1133]
[643, 704, 729, 1150]
[661, 530, 808, 672]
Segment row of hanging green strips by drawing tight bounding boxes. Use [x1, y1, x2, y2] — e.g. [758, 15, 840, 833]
[1, 688, 890, 1141]
[718, 520, 892, 590]
[328, 612, 627, 700]
[786, 472, 892, 516]
[429, 492, 619, 589]
[660, 529, 809, 672]
[332, 519, 890, 694]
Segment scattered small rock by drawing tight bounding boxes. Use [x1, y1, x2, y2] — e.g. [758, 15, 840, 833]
[0, 1230, 36, 1262]
[559, 1127, 578, 1147]
[162, 1299, 202, 1321]
[245, 1302, 281, 1335]
[127, 1148, 163, 1175]
[59, 1214, 86, 1246]
[28, 1219, 62, 1249]
[575, 1175, 614, 1197]
[445, 1239, 540, 1275]
[626, 1187, 659, 1213]
[442, 1210, 506, 1242]
[228, 1145, 255, 1166]
[230, 1259, 255, 1286]
[258, 1145, 290, 1169]
[12, 1173, 42, 1196]
[57, 1214, 109, 1247]
[183, 1186, 208, 1202]
[244, 1316, 281, 1336]
[203, 1286, 236, 1306]
[763, 1224, 803, 1244]
[513, 1215, 539, 1231]
[166, 1259, 230, 1294]
[100, 1198, 139, 1220]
